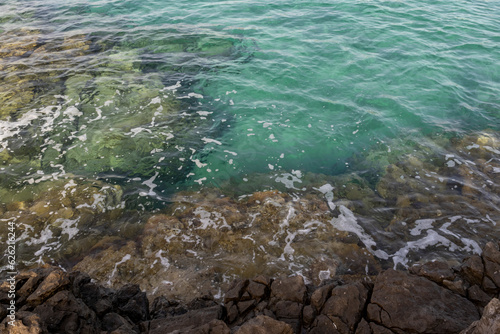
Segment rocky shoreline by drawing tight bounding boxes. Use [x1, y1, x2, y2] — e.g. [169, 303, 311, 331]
[1, 242, 500, 334]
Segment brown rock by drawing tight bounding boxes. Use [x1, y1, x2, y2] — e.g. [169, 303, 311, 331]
[460, 255, 485, 286]
[235, 315, 294, 334]
[247, 281, 267, 300]
[253, 275, 271, 286]
[237, 300, 256, 315]
[321, 282, 369, 333]
[443, 279, 466, 296]
[460, 298, 500, 334]
[482, 242, 500, 289]
[271, 276, 306, 304]
[410, 261, 454, 284]
[148, 305, 223, 334]
[0, 311, 44, 334]
[367, 269, 479, 333]
[274, 301, 302, 319]
[369, 322, 396, 334]
[26, 270, 70, 307]
[224, 280, 249, 303]
[302, 305, 316, 327]
[308, 314, 341, 334]
[354, 318, 371, 334]
[189, 319, 230, 334]
[483, 276, 498, 294]
[310, 283, 335, 313]
[468, 285, 493, 308]
[32, 290, 99, 333]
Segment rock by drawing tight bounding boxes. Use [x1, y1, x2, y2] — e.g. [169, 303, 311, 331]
[443, 279, 466, 296]
[32, 290, 99, 333]
[190, 319, 230, 334]
[26, 270, 70, 307]
[302, 305, 316, 327]
[321, 282, 369, 333]
[274, 301, 302, 319]
[460, 298, 500, 334]
[460, 255, 485, 286]
[367, 269, 479, 333]
[247, 281, 267, 300]
[225, 280, 249, 304]
[235, 315, 294, 334]
[354, 318, 371, 334]
[310, 283, 335, 313]
[308, 314, 341, 334]
[271, 276, 306, 304]
[410, 261, 455, 284]
[114, 284, 149, 323]
[79, 282, 115, 317]
[237, 300, 256, 315]
[101, 312, 135, 332]
[468, 285, 493, 308]
[147, 305, 223, 334]
[482, 242, 500, 289]
[0, 311, 45, 334]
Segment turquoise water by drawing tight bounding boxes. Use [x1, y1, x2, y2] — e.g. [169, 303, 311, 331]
[1, 0, 499, 287]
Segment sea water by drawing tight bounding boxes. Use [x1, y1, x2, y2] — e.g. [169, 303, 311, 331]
[0, 0, 499, 296]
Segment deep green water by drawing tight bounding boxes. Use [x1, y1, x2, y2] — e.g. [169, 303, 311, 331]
[1, 0, 499, 282]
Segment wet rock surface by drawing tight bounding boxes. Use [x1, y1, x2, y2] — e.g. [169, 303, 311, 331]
[1, 241, 499, 334]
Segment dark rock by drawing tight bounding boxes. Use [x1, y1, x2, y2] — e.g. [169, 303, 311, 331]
[247, 281, 267, 300]
[410, 261, 454, 284]
[468, 285, 493, 308]
[189, 319, 230, 334]
[271, 276, 306, 304]
[302, 305, 316, 327]
[69, 271, 91, 298]
[187, 295, 218, 310]
[482, 242, 500, 289]
[0, 304, 6, 323]
[482, 276, 498, 294]
[26, 269, 70, 307]
[367, 269, 479, 333]
[240, 291, 252, 301]
[114, 284, 149, 323]
[227, 302, 239, 323]
[321, 282, 368, 333]
[237, 300, 256, 315]
[310, 283, 335, 313]
[460, 298, 500, 334]
[32, 290, 99, 333]
[147, 305, 223, 334]
[274, 300, 302, 319]
[460, 255, 485, 286]
[354, 318, 370, 334]
[308, 314, 341, 334]
[80, 282, 114, 317]
[235, 315, 294, 334]
[224, 279, 249, 303]
[369, 322, 396, 334]
[102, 312, 135, 332]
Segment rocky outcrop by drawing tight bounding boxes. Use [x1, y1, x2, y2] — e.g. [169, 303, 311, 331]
[1, 241, 500, 334]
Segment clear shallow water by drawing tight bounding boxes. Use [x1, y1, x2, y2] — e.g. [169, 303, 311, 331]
[0, 0, 499, 295]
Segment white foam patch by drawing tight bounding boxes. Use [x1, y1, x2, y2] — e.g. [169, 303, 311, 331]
[275, 173, 302, 190]
[108, 254, 132, 285]
[155, 250, 170, 269]
[330, 205, 389, 260]
[314, 184, 335, 210]
[202, 137, 222, 145]
[58, 218, 80, 240]
[191, 207, 230, 230]
[410, 219, 435, 236]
